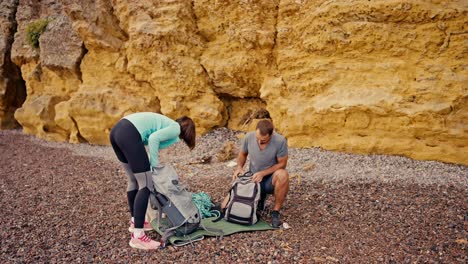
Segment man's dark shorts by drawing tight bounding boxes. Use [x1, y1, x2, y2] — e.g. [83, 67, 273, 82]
[260, 174, 274, 195]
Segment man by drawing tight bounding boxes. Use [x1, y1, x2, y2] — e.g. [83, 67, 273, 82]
[222, 119, 289, 228]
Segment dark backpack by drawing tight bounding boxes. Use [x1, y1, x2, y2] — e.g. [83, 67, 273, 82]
[224, 171, 261, 225]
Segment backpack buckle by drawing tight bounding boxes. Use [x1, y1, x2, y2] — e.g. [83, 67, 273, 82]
[242, 171, 253, 177]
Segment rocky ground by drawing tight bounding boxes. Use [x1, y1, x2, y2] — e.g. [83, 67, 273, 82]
[1, 128, 467, 263]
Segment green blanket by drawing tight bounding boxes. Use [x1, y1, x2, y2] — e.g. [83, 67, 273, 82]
[150, 217, 276, 246]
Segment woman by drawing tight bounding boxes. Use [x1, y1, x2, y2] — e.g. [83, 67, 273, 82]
[109, 112, 195, 250]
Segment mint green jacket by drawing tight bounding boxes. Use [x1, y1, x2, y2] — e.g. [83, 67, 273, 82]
[124, 112, 180, 167]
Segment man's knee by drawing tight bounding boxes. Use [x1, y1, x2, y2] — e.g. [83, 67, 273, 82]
[272, 169, 289, 186]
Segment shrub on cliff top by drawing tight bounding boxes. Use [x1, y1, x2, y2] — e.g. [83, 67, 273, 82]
[26, 18, 50, 48]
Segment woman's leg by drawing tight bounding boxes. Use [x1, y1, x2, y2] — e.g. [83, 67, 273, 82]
[109, 120, 152, 227]
[110, 119, 159, 249]
[110, 121, 139, 218]
[121, 162, 138, 218]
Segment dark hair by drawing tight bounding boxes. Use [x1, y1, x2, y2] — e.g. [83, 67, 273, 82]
[256, 119, 274, 136]
[176, 116, 196, 150]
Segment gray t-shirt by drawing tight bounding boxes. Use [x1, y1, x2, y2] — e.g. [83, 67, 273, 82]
[241, 131, 288, 173]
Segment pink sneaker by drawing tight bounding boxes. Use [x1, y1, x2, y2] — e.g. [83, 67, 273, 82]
[128, 220, 153, 232]
[129, 233, 160, 250]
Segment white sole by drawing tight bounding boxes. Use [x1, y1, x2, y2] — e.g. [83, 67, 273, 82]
[129, 241, 144, 250]
[129, 240, 158, 250]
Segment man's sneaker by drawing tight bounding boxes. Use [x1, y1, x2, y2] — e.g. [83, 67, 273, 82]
[129, 233, 160, 250]
[128, 220, 153, 232]
[271, 210, 282, 228]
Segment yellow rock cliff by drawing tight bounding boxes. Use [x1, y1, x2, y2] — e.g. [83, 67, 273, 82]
[1, 0, 466, 165]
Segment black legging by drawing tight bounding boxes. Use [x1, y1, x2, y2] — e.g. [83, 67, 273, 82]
[110, 119, 151, 229]
[109, 119, 150, 173]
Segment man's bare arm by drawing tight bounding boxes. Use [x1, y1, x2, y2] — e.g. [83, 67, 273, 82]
[233, 151, 248, 179]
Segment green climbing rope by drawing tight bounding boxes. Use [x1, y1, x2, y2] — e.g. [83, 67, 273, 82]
[192, 192, 220, 219]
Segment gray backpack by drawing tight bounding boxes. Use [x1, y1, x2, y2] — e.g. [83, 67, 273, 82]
[225, 171, 261, 225]
[150, 164, 201, 245]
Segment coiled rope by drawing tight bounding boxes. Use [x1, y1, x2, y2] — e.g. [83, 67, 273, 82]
[192, 192, 220, 218]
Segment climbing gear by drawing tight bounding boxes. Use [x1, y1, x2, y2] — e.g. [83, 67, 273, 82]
[149, 164, 223, 248]
[192, 192, 221, 218]
[224, 171, 261, 225]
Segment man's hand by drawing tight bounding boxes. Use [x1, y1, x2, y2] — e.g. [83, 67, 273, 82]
[233, 167, 243, 180]
[252, 172, 264, 183]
